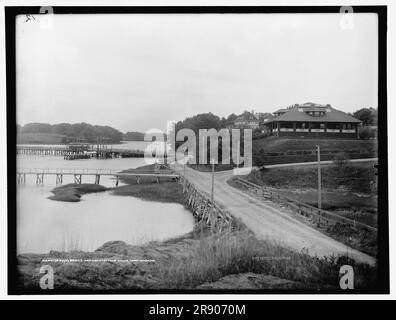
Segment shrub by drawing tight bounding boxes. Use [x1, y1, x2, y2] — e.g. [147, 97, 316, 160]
[333, 152, 349, 169]
[359, 126, 376, 140]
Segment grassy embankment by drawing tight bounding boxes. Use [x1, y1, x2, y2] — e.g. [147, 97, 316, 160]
[252, 136, 377, 153]
[189, 136, 377, 171]
[233, 161, 378, 256]
[29, 164, 377, 291]
[253, 137, 377, 165]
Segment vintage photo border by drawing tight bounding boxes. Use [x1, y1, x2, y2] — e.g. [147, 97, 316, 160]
[5, 5, 389, 295]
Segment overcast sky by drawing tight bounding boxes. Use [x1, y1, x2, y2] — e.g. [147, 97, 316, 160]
[16, 13, 378, 132]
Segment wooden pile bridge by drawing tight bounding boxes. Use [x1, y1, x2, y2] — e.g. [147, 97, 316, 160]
[16, 168, 179, 186]
[181, 178, 235, 232]
[16, 145, 152, 159]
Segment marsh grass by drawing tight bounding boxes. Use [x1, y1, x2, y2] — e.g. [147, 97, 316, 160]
[48, 183, 107, 202]
[152, 229, 377, 290]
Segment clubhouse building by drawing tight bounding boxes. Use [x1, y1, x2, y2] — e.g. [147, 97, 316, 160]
[264, 102, 361, 138]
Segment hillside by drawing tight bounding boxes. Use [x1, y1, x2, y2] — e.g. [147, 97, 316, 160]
[252, 137, 377, 166]
[253, 136, 377, 153]
[17, 122, 123, 144]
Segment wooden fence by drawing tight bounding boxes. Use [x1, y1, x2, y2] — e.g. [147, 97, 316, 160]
[182, 178, 235, 232]
[235, 178, 377, 233]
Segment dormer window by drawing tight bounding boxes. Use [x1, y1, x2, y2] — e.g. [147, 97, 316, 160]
[306, 110, 326, 117]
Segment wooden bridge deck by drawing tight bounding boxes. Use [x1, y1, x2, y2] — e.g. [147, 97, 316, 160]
[16, 168, 179, 185]
[17, 168, 179, 177]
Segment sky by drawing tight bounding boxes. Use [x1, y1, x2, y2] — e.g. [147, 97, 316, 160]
[16, 13, 378, 133]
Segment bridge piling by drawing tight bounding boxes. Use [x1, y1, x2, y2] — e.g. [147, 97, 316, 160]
[74, 174, 82, 184]
[95, 174, 100, 185]
[56, 174, 63, 185]
[181, 178, 234, 232]
[17, 173, 26, 184]
[36, 173, 44, 185]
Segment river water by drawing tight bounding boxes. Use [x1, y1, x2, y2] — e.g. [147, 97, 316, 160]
[16, 142, 194, 254]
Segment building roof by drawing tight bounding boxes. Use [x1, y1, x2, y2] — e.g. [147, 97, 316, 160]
[259, 113, 275, 122]
[235, 111, 259, 122]
[273, 108, 288, 114]
[267, 103, 361, 123]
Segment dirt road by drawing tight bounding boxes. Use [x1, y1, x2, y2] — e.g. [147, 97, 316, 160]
[171, 164, 376, 266]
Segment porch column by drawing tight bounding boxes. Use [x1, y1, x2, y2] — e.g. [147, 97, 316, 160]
[276, 122, 280, 136]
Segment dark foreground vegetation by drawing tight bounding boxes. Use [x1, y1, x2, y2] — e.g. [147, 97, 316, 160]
[18, 227, 377, 291]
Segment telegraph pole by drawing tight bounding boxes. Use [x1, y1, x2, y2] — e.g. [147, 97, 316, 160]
[211, 158, 215, 204]
[317, 145, 322, 210]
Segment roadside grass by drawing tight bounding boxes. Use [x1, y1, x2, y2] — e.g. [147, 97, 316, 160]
[153, 229, 377, 290]
[230, 163, 378, 256]
[48, 183, 107, 202]
[279, 190, 377, 226]
[188, 163, 235, 172]
[245, 164, 378, 229]
[248, 164, 377, 194]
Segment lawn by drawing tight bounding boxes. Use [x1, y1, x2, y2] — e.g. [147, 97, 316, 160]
[253, 136, 377, 153]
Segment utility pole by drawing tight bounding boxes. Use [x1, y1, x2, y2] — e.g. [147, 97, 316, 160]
[317, 145, 322, 210]
[211, 158, 215, 204]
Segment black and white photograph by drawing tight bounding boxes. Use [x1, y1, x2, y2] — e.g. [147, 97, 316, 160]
[1, 3, 391, 300]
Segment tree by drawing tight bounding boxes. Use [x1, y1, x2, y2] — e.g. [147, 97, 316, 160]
[19, 122, 124, 143]
[358, 126, 376, 140]
[225, 113, 238, 127]
[124, 131, 145, 141]
[353, 108, 378, 126]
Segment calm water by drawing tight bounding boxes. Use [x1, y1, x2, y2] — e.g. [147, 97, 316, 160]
[16, 152, 194, 254]
[18, 141, 169, 154]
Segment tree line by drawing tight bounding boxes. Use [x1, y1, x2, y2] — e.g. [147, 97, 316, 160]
[17, 122, 124, 143]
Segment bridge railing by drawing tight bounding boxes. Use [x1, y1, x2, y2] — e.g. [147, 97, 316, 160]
[17, 168, 121, 175]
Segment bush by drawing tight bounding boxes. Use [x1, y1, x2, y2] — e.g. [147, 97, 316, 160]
[359, 126, 376, 140]
[333, 152, 349, 168]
